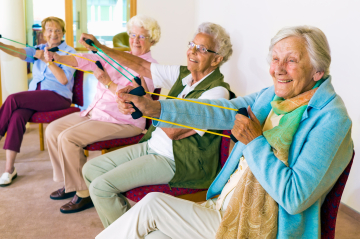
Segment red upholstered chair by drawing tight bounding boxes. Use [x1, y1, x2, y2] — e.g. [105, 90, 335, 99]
[124, 130, 232, 202]
[29, 70, 84, 151]
[321, 151, 354, 239]
[84, 88, 161, 155]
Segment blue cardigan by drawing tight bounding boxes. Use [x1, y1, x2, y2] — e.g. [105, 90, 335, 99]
[154, 77, 353, 239]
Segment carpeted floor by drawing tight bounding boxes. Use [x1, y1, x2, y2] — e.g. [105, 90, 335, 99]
[1, 124, 360, 239]
[0, 124, 103, 239]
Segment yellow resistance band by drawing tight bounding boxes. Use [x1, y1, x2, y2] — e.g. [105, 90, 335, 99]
[53, 61, 93, 74]
[145, 92, 238, 112]
[58, 49, 96, 63]
[142, 116, 231, 138]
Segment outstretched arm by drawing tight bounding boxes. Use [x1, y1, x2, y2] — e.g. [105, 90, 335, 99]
[78, 33, 152, 79]
[0, 42, 27, 60]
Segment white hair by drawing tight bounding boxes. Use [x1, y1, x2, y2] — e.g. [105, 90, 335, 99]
[195, 22, 233, 66]
[127, 15, 161, 45]
[267, 25, 331, 78]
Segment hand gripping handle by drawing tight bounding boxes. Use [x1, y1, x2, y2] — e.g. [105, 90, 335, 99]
[95, 61, 104, 70]
[230, 107, 249, 143]
[33, 47, 40, 61]
[85, 39, 98, 54]
[128, 86, 146, 119]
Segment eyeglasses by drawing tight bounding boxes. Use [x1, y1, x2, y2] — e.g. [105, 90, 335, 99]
[45, 29, 62, 35]
[129, 33, 150, 41]
[188, 41, 218, 54]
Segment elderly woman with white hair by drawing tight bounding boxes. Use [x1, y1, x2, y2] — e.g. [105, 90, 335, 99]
[43, 14, 160, 214]
[103, 25, 353, 238]
[79, 22, 235, 227]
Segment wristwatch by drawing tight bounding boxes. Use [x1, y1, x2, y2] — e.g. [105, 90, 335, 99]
[46, 61, 53, 67]
[105, 81, 112, 89]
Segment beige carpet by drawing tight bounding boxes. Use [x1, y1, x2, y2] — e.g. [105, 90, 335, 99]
[0, 124, 103, 239]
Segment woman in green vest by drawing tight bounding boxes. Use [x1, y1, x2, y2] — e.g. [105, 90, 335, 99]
[80, 22, 235, 228]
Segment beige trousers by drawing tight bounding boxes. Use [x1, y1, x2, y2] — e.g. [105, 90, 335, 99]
[96, 192, 223, 239]
[46, 112, 142, 192]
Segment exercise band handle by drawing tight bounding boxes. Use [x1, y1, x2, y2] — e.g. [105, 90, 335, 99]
[33, 47, 40, 61]
[85, 39, 97, 54]
[48, 47, 59, 52]
[95, 61, 104, 71]
[128, 86, 146, 119]
[230, 108, 249, 143]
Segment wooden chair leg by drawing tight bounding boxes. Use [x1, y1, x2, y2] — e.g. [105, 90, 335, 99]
[39, 123, 44, 151]
[84, 150, 89, 157]
[101, 149, 108, 155]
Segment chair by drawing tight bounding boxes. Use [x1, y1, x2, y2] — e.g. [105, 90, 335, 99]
[113, 32, 130, 51]
[321, 151, 355, 239]
[84, 88, 161, 155]
[29, 70, 84, 151]
[124, 130, 232, 202]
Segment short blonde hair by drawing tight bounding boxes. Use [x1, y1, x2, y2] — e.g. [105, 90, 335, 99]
[127, 15, 161, 45]
[268, 25, 331, 78]
[41, 17, 66, 34]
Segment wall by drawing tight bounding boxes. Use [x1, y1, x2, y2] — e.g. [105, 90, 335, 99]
[138, 0, 360, 212]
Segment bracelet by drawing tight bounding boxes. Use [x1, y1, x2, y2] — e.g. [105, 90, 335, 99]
[105, 81, 112, 89]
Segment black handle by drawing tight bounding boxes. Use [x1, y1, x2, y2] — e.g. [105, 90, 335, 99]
[0, 34, 2, 38]
[85, 39, 97, 53]
[133, 76, 141, 86]
[95, 60, 104, 71]
[48, 46, 59, 52]
[230, 107, 249, 143]
[33, 47, 40, 61]
[128, 86, 146, 119]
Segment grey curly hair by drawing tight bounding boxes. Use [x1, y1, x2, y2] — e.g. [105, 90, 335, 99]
[195, 22, 233, 66]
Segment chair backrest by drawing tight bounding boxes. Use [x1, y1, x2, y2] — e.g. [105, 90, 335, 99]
[113, 32, 130, 48]
[72, 70, 84, 106]
[145, 88, 161, 129]
[320, 151, 355, 239]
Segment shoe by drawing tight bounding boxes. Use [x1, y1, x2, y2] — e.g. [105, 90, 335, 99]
[60, 195, 93, 214]
[50, 187, 76, 200]
[0, 168, 17, 187]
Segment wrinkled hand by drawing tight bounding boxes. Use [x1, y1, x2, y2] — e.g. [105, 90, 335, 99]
[34, 50, 45, 62]
[93, 66, 111, 85]
[231, 106, 262, 145]
[132, 76, 152, 99]
[44, 47, 56, 62]
[78, 33, 102, 52]
[116, 87, 161, 117]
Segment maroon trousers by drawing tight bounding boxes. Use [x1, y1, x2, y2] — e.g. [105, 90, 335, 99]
[0, 88, 71, 152]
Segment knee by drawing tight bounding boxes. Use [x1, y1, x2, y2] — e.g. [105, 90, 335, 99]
[141, 192, 166, 206]
[82, 161, 94, 183]
[89, 176, 116, 197]
[45, 122, 61, 142]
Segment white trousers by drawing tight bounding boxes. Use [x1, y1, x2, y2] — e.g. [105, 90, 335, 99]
[96, 192, 223, 239]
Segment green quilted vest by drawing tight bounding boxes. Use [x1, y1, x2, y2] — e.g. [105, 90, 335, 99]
[140, 66, 235, 189]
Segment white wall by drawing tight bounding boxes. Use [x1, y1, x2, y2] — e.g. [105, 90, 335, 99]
[138, 0, 360, 212]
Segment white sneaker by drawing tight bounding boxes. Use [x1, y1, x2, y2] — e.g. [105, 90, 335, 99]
[0, 168, 17, 186]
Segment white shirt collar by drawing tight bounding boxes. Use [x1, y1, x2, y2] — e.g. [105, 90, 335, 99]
[181, 70, 215, 88]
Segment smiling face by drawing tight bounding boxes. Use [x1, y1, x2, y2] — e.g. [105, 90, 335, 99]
[187, 33, 222, 79]
[129, 26, 154, 56]
[269, 36, 324, 99]
[43, 21, 64, 48]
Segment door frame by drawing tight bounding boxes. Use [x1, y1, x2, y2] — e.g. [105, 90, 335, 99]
[64, 0, 137, 48]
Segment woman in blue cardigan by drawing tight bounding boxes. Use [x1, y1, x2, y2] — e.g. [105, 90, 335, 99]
[97, 25, 353, 239]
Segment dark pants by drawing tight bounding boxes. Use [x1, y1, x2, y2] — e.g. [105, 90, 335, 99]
[0, 88, 71, 152]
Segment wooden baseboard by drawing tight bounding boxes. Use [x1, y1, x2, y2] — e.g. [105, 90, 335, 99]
[340, 203, 360, 222]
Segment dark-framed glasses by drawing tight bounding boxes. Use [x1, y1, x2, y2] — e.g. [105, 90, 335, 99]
[188, 41, 218, 54]
[129, 33, 150, 41]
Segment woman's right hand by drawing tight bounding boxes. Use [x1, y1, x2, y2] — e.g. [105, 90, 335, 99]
[116, 87, 161, 117]
[44, 47, 56, 62]
[78, 33, 103, 52]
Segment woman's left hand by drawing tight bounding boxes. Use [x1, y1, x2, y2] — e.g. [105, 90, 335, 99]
[34, 50, 45, 62]
[231, 106, 263, 145]
[93, 66, 111, 85]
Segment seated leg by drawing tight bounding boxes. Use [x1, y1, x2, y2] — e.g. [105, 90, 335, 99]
[96, 192, 222, 239]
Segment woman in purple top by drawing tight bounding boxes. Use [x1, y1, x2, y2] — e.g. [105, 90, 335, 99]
[0, 17, 76, 186]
